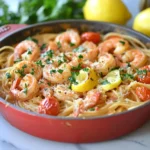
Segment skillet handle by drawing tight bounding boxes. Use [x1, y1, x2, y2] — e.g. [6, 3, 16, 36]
[0, 24, 27, 39]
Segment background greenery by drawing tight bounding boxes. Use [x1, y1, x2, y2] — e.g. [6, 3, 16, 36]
[0, 0, 86, 26]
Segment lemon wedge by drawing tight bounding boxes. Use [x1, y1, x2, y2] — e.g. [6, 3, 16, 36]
[72, 68, 98, 92]
[101, 70, 122, 91]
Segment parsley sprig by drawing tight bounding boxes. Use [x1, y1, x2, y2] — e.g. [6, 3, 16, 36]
[36, 60, 45, 68]
[15, 64, 27, 77]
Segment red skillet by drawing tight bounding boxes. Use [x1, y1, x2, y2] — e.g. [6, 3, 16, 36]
[0, 20, 150, 143]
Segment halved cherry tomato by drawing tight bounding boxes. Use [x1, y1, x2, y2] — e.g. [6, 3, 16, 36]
[38, 97, 60, 116]
[137, 65, 150, 84]
[81, 32, 101, 44]
[135, 86, 150, 101]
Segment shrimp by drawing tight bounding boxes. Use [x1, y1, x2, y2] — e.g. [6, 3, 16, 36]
[43, 63, 71, 84]
[98, 37, 130, 55]
[14, 40, 40, 61]
[73, 90, 101, 117]
[91, 53, 116, 75]
[48, 41, 59, 52]
[39, 79, 54, 98]
[55, 29, 80, 52]
[53, 84, 79, 101]
[14, 61, 42, 80]
[10, 74, 39, 101]
[122, 49, 147, 68]
[80, 41, 99, 61]
[83, 90, 101, 109]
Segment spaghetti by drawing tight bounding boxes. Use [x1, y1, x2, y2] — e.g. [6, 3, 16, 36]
[0, 29, 150, 117]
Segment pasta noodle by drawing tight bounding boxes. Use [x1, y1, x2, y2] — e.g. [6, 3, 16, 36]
[0, 29, 150, 117]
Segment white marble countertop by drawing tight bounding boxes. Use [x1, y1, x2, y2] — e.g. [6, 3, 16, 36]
[1, 0, 150, 150]
[0, 114, 150, 150]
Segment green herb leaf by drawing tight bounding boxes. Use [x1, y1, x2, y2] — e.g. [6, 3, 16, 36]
[57, 41, 61, 48]
[50, 69, 56, 74]
[70, 42, 75, 47]
[40, 43, 47, 50]
[101, 80, 110, 85]
[83, 68, 89, 72]
[30, 68, 34, 75]
[89, 108, 95, 111]
[57, 69, 63, 74]
[68, 71, 79, 85]
[72, 63, 82, 71]
[27, 48, 32, 55]
[73, 46, 85, 52]
[136, 69, 147, 75]
[121, 73, 134, 80]
[23, 83, 28, 94]
[119, 41, 125, 45]
[78, 54, 83, 59]
[14, 58, 22, 63]
[5, 72, 11, 79]
[36, 60, 45, 68]
[45, 58, 53, 64]
[42, 50, 54, 58]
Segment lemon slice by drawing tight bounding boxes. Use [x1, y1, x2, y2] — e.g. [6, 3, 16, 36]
[101, 70, 122, 91]
[72, 68, 98, 92]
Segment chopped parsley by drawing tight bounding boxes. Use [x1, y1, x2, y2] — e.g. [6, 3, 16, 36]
[73, 46, 85, 52]
[40, 43, 47, 51]
[50, 69, 56, 74]
[57, 69, 63, 74]
[119, 40, 125, 45]
[83, 68, 89, 72]
[47, 82, 51, 86]
[30, 68, 34, 75]
[70, 42, 75, 47]
[15, 64, 27, 77]
[68, 72, 79, 85]
[126, 62, 131, 68]
[27, 48, 32, 55]
[23, 83, 28, 95]
[101, 80, 110, 85]
[26, 37, 38, 44]
[42, 50, 54, 58]
[45, 58, 53, 64]
[58, 59, 63, 65]
[89, 108, 95, 111]
[121, 73, 134, 80]
[78, 54, 83, 59]
[57, 41, 61, 48]
[5, 72, 11, 79]
[14, 58, 22, 63]
[72, 63, 82, 71]
[136, 69, 147, 75]
[36, 60, 45, 68]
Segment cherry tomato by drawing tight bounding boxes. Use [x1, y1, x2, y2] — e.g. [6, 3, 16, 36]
[135, 86, 150, 101]
[81, 32, 101, 44]
[39, 97, 60, 116]
[137, 65, 150, 84]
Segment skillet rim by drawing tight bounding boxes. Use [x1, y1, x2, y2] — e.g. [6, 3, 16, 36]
[0, 19, 150, 120]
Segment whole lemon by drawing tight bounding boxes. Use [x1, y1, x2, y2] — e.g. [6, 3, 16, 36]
[83, 0, 132, 25]
[133, 8, 150, 36]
